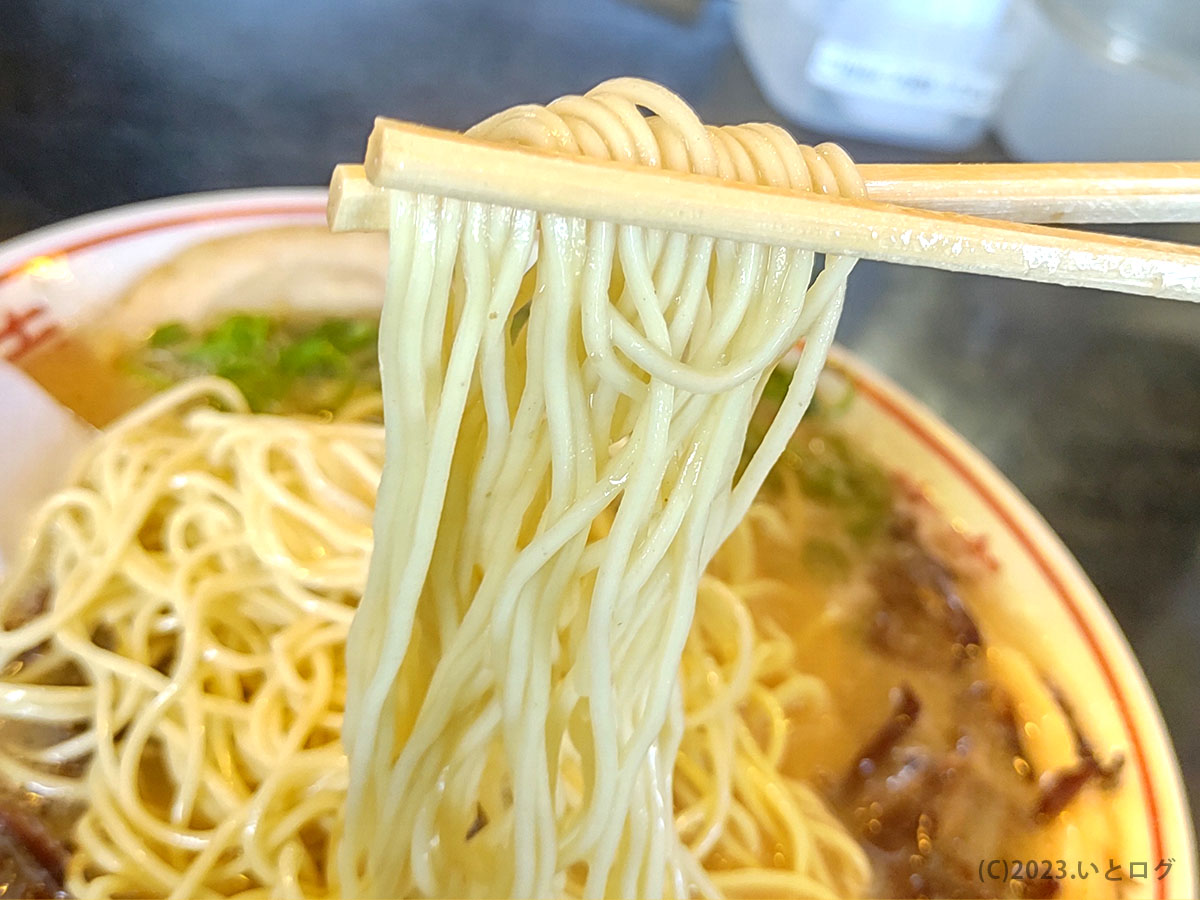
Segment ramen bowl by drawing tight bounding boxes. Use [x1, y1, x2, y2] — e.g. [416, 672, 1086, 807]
[0, 189, 1193, 898]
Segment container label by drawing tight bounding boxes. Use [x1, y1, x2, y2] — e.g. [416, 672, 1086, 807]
[806, 39, 1004, 117]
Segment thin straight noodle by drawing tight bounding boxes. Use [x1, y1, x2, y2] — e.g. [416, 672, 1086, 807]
[341, 80, 868, 897]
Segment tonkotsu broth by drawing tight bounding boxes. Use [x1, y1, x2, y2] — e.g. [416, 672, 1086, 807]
[20, 334, 156, 427]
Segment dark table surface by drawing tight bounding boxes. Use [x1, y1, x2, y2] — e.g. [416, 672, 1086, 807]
[2, 0, 1197, 834]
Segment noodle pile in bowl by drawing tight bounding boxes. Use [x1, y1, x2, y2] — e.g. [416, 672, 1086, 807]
[0, 375, 865, 898]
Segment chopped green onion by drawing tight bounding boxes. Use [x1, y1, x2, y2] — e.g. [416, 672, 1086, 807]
[279, 336, 350, 377]
[125, 312, 381, 416]
[510, 303, 531, 344]
[315, 318, 377, 353]
[793, 432, 893, 543]
[147, 321, 190, 348]
[761, 367, 792, 406]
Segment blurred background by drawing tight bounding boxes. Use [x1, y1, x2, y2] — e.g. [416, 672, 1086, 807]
[0, 0, 1197, 826]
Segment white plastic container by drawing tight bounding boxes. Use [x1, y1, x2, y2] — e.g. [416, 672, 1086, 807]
[995, 0, 1200, 162]
[734, 0, 1036, 150]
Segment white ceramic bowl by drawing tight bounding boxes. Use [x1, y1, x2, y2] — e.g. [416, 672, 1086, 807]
[0, 189, 1194, 898]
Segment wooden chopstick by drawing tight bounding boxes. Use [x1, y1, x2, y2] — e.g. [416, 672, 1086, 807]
[328, 119, 1200, 303]
[862, 162, 1200, 223]
[330, 165, 388, 231]
[333, 159, 1200, 228]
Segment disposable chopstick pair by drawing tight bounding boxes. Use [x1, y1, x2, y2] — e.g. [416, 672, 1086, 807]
[329, 118, 1200, 303]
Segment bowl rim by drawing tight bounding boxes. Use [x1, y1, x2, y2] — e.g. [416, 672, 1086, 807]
[828, 347, 1197, 898]
[1, 188, 1195, 897]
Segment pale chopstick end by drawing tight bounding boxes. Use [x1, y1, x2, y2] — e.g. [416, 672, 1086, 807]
[328, 164, 388, 232]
